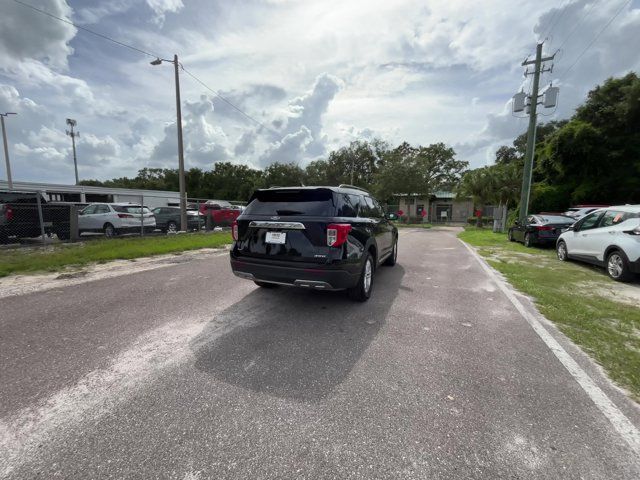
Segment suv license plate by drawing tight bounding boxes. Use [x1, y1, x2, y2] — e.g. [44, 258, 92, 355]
[265, 231, 286, 244]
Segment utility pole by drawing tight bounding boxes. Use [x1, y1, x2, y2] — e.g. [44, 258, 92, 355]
[517, 43, 555, 223]
[66, 118, 80, 185]
[151, 54, 187, 232]
[1, 112, 16, 190]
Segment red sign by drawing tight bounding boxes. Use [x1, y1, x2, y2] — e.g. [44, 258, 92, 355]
[421, 209, 427, 217]
[397, 210, 404, 216]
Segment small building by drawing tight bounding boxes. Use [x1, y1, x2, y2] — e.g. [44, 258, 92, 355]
[0, 180, 182, 209]
[395, 191, 497, 224]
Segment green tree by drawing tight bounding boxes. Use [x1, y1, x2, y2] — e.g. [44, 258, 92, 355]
[261, 162, 305, 188]
[455, 167, 495, 227]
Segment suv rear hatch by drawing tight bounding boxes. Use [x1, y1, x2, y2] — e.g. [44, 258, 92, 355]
[234, 188, 338, 264]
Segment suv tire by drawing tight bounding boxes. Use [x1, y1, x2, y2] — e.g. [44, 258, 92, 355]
[383, 238, 398, 266]
[606, 250, 633, 282]
[557, 240, 568, 261]
[524, 232, 532, 248]
[348, 253, 373, 302]
[166, 221, 178, 234]
[508, 229, 514, 242]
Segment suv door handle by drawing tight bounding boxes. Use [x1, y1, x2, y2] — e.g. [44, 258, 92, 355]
[608, 231, 615, 235]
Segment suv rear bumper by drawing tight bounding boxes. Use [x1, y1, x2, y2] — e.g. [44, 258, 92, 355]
[230, 254, 360, 290]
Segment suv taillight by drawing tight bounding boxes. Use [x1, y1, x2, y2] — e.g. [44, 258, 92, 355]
[232, 220, 239, 241]
[4, 205, 13, 221]
[536, 225, 553, 231]
[327, 223, 352, 247]
[117, 213, 134, 218]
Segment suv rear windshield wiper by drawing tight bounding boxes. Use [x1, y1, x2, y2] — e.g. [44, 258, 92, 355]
[276, 209, 305, 215]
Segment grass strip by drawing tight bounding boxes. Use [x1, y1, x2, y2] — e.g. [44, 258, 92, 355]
[0, 232, 232, 278]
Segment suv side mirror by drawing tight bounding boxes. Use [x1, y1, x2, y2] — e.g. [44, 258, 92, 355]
[386, 212, 398, 221]
[513, 219, 520, 226]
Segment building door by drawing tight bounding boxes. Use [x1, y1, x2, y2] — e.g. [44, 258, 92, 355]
[436, 204, 452, 223]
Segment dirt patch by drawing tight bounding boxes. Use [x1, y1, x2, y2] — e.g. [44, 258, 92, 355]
[576, 281, 640, 308]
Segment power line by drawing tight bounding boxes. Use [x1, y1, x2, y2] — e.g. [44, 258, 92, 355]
[559, 0, 632, 80]
[11, 0, 159, 59]
[12, 0, 282, 139]
[541, 0, 572, 43]
[557, 0, 600, 51]
[181, 68, 281, 136]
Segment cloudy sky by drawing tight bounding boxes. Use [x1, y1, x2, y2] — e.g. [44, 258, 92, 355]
[0, 0, 639, 184]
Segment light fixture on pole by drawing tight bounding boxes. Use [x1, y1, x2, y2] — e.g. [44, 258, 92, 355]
[150, 55, 187, 232]
[1, 112, 17, 190]
[66, 118, 80, 185]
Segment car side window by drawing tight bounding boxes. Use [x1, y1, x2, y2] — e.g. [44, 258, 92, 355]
[335, 194, 358, 217]
[599, 210, 620, 228]
[371, 197, 385, 218]
[576, 211, 603, 231]
[527, 215, 536, 225]
[95, 205, 110, 214]
[82, 205, 97, 215]
[362, 196, 379, 218]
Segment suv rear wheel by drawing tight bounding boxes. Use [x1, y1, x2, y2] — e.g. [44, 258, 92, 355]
[383, 238, 398, 266]
[104, 223, 116, 238]
[348, 253, 373, 302]
[606, 250, 633, 282]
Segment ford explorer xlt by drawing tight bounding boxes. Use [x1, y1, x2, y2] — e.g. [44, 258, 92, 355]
[229, 185, 398, 301]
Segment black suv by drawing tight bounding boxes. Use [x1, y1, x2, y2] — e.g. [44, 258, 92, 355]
[229, 185, 398, 301]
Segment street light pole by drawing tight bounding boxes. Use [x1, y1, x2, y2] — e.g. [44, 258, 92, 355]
[1, 112, 16, 190]
[151, 55, 187, 232]
[66, 118, 80, 185]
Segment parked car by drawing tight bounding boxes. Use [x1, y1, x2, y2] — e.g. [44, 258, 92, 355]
[563, 204, 609, 220]
[229, 185, 398, 301]
[556, 205, 640, 281]
[151, 206, 204, 232]
[1, 191, 73, 243]
[508, 214, 575, 247]
[78, 203, 156, 237]
[199, 200, 241, 227]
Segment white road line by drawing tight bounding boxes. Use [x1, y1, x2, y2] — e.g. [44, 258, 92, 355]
[459, 239, 640, 457]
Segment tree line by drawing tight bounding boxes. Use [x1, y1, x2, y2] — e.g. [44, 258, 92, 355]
[81, 140, 468, 203]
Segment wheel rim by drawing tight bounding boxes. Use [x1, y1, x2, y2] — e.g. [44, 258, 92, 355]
[168, 222, 177, 233]
[558, 243, 566, 260]
[364, 258, 372, 293]
[393, 241, 398, 261]
[525, 234, 530, 246]
[105, 225, 114, 237]
[608, 254, 624, 278]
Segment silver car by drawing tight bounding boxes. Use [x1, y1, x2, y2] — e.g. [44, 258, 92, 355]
[78, 203, 156, 238]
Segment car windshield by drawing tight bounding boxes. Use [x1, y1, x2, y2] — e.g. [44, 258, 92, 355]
[244, 189, 336, 216]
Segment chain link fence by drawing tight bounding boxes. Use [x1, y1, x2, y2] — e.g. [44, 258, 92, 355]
[0, 188, 246, 247]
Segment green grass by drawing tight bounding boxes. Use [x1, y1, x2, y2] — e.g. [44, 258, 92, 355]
[0, 232, 232, 278]
[459, 227, 640, 402]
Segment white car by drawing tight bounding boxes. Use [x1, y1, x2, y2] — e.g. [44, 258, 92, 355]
[556, 205, 640, 281]
[563, 205, 609, 220]
[78, 203, 156, 238]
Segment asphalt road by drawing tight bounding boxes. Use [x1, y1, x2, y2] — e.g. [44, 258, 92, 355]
[1, 228, 639, 479]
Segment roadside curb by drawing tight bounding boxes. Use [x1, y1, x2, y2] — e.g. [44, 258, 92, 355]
[459, 238, 640, 458]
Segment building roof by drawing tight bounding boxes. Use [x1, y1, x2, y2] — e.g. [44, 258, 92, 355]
[0, 180, 181, 197]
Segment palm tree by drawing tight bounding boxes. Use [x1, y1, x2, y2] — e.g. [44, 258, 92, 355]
[455, 167, 495, 227]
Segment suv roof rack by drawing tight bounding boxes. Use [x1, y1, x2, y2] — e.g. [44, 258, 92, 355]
[338, 184, 369, 193]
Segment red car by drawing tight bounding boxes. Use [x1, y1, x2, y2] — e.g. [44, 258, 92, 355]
[199, 200, 241, 226]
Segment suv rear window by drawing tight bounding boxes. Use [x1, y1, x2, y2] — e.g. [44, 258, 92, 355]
[244, 189, 336, 216]
[113, 205, 151, 214]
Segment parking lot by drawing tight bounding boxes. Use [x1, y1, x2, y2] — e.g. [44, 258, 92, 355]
[1, 228, 639, 479]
